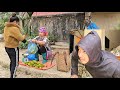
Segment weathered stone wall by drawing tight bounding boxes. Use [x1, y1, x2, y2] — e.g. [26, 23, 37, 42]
[31, 13, 85, 41]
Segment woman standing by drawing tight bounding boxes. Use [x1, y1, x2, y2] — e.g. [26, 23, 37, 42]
[4, 13, 27, 78]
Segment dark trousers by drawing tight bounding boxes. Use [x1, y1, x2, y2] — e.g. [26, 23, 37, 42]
[37, 46, 48, 63]
[5, 47, 19, 78]
[38, 46, 47, 55]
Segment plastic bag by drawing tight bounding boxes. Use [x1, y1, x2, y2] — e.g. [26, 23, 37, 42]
[27, 54, 37, 60]
[27, 42, 38, 54]
[46, 50, 52, 60]
[44, 47, 52, 60]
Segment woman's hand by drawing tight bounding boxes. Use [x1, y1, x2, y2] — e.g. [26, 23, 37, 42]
[36, 41, 45, 45]
[32, 39, 37, 43]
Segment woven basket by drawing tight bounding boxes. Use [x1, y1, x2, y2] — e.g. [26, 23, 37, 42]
[56, 50, 71, 72]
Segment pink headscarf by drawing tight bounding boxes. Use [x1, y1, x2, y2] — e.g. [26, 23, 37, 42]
[39, 27, 48, 36]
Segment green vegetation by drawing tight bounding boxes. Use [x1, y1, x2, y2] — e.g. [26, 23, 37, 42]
[48, 32, 60, 45]
[0, 12, 12, 34]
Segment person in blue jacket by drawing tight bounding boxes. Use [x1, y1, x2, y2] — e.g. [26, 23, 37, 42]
[84, 16, 100, 29]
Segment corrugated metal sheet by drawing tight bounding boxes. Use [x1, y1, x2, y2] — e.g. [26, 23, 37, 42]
[32, 12, 84, 17]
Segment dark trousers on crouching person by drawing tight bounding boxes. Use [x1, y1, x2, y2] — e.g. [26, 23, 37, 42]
[38, 46, 48, 64]
[5, 47, 19, 78]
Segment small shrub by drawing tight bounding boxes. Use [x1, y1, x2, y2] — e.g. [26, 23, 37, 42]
[48, 32, 60, 45]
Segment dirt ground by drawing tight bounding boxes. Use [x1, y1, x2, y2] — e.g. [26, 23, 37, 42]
[0, 41, 71, 78]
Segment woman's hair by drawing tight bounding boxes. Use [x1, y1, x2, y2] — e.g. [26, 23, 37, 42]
[9, 12, 19, 22]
